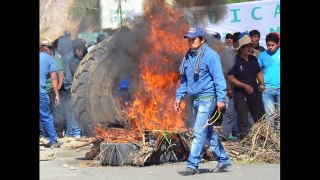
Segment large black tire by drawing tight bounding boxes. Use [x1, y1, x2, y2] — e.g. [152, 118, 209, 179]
[71, 31, 140, 136]
[71, 26, 195, 136]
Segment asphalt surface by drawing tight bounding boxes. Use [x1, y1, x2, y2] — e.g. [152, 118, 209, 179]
[40, 146, 280, 180]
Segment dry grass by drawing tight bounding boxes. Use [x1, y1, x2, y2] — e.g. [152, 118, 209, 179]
[224, 109, 280, 164]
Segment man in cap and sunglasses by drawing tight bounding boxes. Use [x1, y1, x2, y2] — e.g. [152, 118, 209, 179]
[175, 26, 231, 175]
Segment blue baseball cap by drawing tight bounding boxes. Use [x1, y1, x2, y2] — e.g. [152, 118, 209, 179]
[184, 26, 205, 38]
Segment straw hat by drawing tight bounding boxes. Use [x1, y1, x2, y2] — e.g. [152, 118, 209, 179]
[40, 37, 53, 47]
[235, 33, 252, 50]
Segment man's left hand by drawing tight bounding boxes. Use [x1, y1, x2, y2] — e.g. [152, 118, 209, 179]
[216, 102, 225, 111]
[258, 85, 266, 91]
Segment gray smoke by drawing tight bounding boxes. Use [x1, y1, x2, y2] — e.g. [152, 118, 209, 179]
[205, 31, 236, 74]
[102, 0, 228, 89]
[175, 0, 227, 26]
[106, 0, 228, 76]
[106, 0, 189, 77]
[97, 0, 229, 127]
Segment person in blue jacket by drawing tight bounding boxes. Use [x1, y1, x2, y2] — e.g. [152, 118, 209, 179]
[175, 26, 231, 175]
[117, 76, 131, 111]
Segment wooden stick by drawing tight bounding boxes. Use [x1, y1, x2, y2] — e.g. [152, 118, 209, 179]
[137, 113, 146, 146]
[262, 124, 270, 149]
[251, 123, 263, 152]
[73, 138, 100, 149]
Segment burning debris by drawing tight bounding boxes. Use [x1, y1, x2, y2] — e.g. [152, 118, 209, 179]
[78, 0, 193, 166]
[68, 0, 279, 167]
[80, 109, 280, 166]
[87, 128, 193, 166]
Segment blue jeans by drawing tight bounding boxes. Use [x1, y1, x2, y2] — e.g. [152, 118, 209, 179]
[39, 119, 46, 137]
[39, 93, 58, 143]
[262, 88, 280, 128]
[61, 89, 82, 137]
[220, 97, 237, 139]
[187, 99, 231, 170]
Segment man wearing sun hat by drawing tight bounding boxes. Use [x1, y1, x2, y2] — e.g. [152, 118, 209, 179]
[227, 32, 265, 140]
[174, 26, 231, 175]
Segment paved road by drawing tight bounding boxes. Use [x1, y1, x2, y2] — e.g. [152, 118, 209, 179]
[40, 146, 280, 180]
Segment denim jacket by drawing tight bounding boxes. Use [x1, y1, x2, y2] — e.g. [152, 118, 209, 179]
[176, 44, 226, 103]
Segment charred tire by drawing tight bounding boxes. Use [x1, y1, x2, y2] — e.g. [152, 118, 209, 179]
[71, 37, 139, 136]
[100, 142, 140, 166]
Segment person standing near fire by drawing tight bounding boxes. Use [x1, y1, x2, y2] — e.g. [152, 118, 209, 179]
[39, 38, 60, 148]
[174, 26, 231, 175]
[227, 32, 265, 140]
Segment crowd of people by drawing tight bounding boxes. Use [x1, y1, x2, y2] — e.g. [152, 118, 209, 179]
[39, 31, 108, 147]
[39, 26, 280, 175]
[175, 26, 280, 175]
[210, 29, 280, 142]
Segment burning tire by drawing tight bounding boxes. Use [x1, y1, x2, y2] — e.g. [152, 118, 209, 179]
[100, 142, 140, 166]
[71, 32, 139, 136]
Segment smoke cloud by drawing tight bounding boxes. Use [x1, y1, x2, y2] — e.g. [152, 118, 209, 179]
[102, 0, 229, 93]
[175, 0, 227, 27]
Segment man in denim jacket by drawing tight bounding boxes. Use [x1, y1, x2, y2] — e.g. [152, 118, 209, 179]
[175, 26, 231, 175]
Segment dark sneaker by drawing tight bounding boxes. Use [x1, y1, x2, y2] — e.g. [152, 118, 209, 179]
[41, 142, 51, 148]
[210, 163, 231, 173]
[178, 167, 199, 175]
[238, 133, 247, 140]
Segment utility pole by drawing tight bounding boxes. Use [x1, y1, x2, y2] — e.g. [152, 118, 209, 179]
[99, 0, 102, 32]
[118, 0, 123, 28]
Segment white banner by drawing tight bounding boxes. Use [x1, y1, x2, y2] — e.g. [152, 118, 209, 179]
[201, 0, 280, 48]
[100, 0, 144, 29]
[101, 0, 280, 48]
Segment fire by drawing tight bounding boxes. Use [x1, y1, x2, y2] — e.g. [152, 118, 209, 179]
[128, 0, 189, 132]
[94, 125, 141, 143]
[95, 0, 191, 142]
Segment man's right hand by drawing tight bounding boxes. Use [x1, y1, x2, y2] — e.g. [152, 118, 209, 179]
[244, 84, 254, 94]
[174, 99, 181, 111]
[227, 89, 233, 98]
[55, 95, 60, 105]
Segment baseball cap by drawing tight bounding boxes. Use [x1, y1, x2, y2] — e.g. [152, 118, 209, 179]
[212, 32, 221, 40]
[273, 32, 280, 40]
[184, 26, 205, 38]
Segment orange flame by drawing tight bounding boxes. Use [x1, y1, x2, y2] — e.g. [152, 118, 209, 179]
[95, 0, 191, 142]
[93, 125, 141, 143]
[128, 0, 189, 132]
